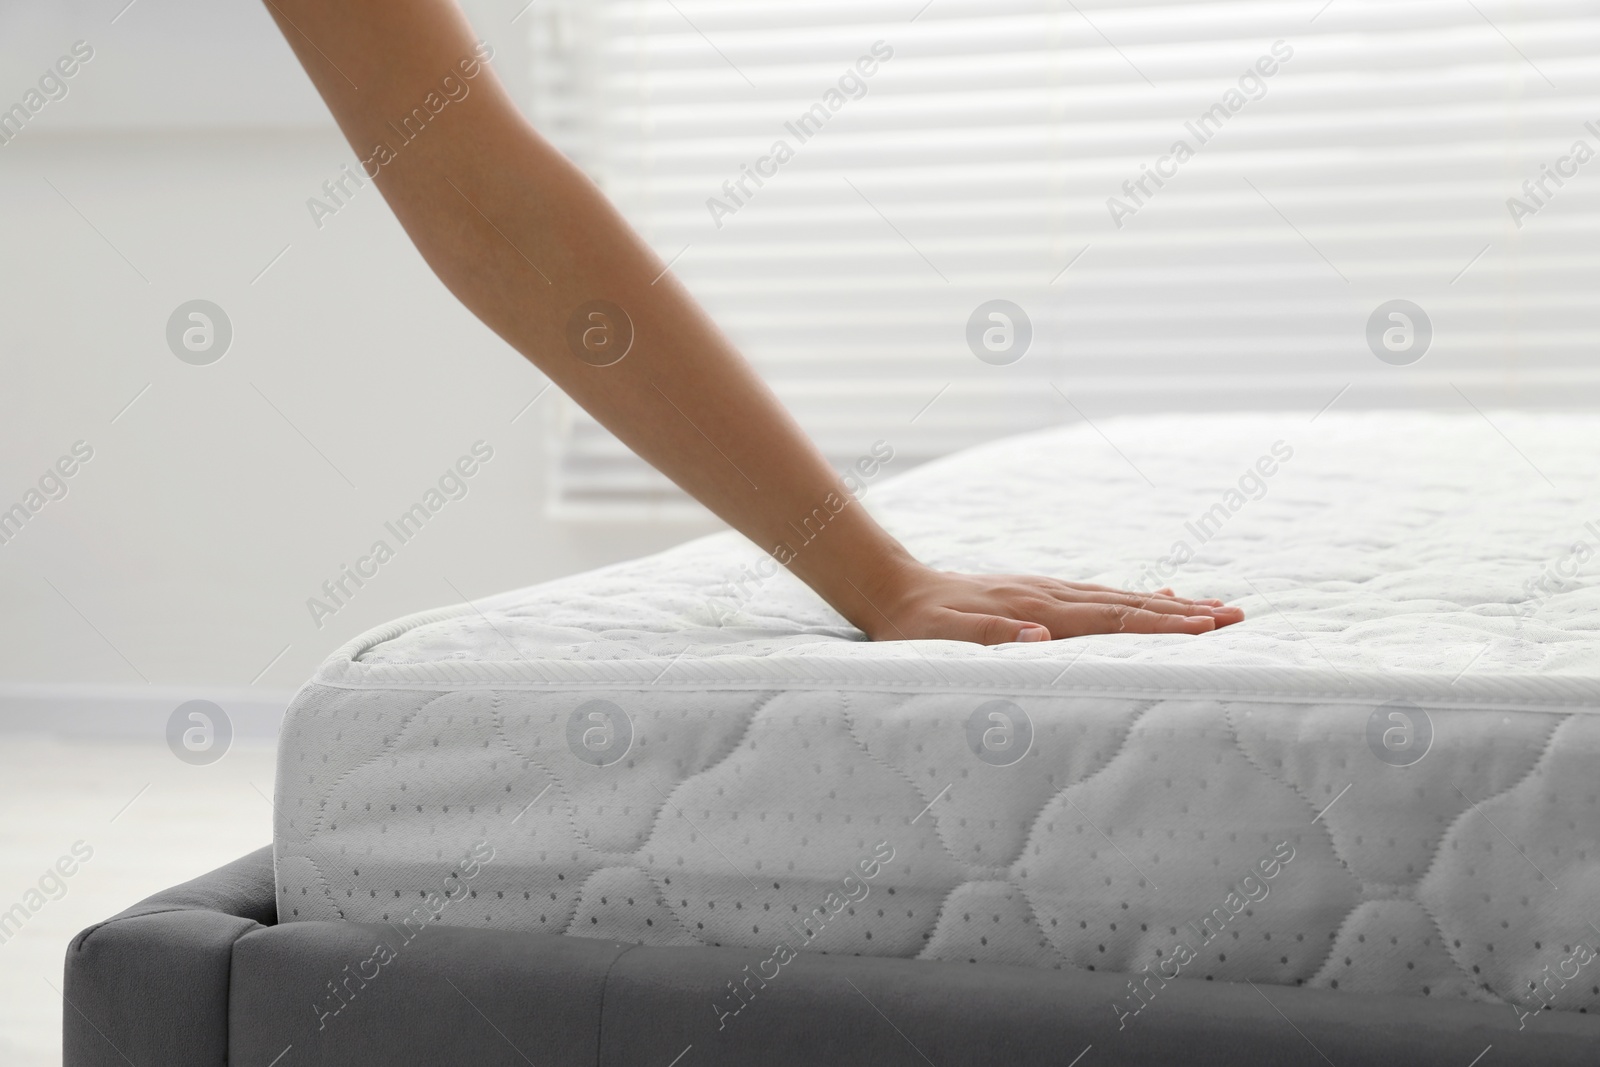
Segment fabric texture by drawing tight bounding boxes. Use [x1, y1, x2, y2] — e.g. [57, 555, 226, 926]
[273, 412, 1600, 1014]
[62, 846, 275, 1067]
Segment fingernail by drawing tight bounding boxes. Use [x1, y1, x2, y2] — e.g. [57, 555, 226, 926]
[1018, 626, 1049, 642]
[1186, 616, 1216, 630]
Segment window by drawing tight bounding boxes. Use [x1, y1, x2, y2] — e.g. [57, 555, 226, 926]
[528, 0, 1600, 516]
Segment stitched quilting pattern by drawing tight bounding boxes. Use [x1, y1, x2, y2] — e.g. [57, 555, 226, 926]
[275, 412, 1600, 1010]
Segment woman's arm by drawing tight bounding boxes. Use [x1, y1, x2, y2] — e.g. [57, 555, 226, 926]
[261, 0, 1243, 642]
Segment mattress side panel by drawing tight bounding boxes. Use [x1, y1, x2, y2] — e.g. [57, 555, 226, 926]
[271, 683, 1596, 1014]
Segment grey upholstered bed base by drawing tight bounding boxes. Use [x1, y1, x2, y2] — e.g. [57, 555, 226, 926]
[63, 848, 1600, 1066]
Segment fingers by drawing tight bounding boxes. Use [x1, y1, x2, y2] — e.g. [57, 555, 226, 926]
[879, 576, 1244, 645]
[1074, 604, 1216, 636]
[922, 611, 1051, 646]
[1157, 586, 1228, 607]
[1039, 602, 1219, 638]
[932, 605, 1215, 645]
[1050, 589, 1245, 623]
[1049, 579, 1230, 610]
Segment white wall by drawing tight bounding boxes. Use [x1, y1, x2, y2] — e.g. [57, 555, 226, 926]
[0, 0, 531, 129]
[0, 0, 719, 698]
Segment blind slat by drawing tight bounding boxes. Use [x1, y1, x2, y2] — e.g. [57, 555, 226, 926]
[529, 0, 1600, 515]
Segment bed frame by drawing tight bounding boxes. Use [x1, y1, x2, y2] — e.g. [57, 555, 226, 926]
[62, 847, 1600, 1066]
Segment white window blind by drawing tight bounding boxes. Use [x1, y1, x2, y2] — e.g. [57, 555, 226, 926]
[526, 0, 1600, 517]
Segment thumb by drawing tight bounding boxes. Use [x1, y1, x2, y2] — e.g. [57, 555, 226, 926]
[961, 614, 1051, 646]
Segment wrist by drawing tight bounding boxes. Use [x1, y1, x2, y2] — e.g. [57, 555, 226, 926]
[800, 517, 926, 639]
[850, 549, 928, 639]
[751, 484, 927, 639]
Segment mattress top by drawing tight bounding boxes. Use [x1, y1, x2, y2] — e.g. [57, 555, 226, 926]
[315, 411, 1600, 710]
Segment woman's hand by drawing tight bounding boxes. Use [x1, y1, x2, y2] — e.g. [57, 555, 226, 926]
[854, 562, 1245, 644]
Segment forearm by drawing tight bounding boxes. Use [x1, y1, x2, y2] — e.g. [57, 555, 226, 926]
[264, 0, 1244, 645]
[262, 0, 917, 632]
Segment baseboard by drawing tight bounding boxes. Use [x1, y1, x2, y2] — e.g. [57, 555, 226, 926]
[0, 683, 294, 739]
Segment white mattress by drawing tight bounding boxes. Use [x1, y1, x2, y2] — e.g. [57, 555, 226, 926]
[274, 411, 1600, 1014]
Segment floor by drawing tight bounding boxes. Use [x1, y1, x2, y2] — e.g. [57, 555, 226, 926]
[0, 736, 276, 1067]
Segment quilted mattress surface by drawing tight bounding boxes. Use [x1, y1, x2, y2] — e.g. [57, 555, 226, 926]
[275, 411, 1600, 1016]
